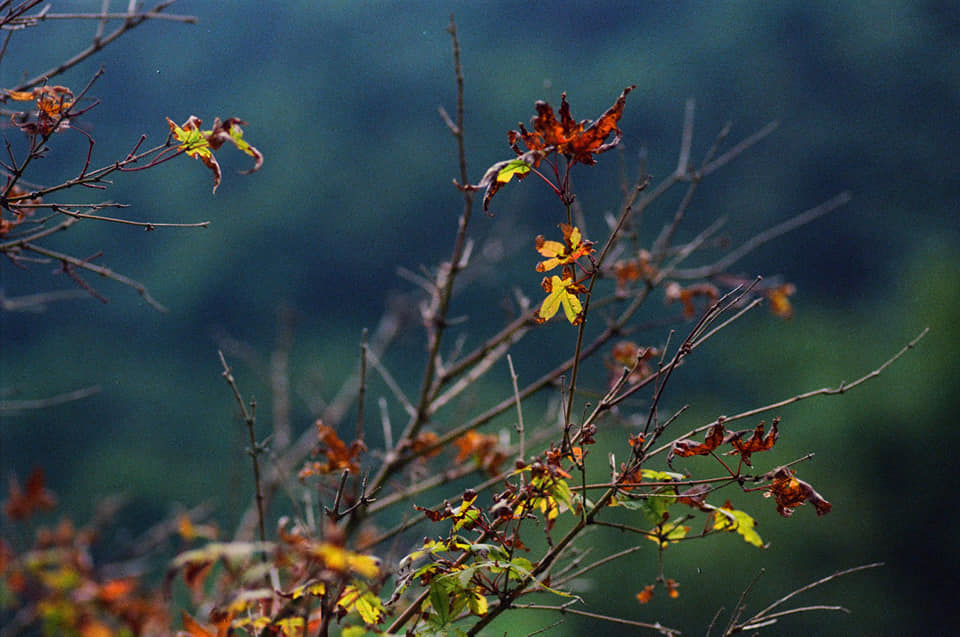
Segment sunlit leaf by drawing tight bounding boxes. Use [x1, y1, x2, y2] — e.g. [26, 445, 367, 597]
[166, 115, 263, 193]
[535, 224, 594, 273]
[535, 266, 586, 325]
[708, 501, 765, 548]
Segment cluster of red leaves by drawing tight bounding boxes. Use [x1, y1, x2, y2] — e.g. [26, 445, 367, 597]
[765, 466, 832, 517]
[3, 471, 170, 636]
[668, 419, 780, 468]
[0, 185, 41, 238]
[4, 85, 74, 135]
[299, 420, 367, 478]
[453, 430, 508, 475]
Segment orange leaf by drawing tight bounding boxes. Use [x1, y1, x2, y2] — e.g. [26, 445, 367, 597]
[512, 86, 635, 166]
[765, 467, 832, 517]
[724, 418, 779, 466]
[636, 584, 655, 604]
[300, 420, 366, 477]
[668, 423, 726, 464]
[765, 283, 796, 319]
[665, 578, 680, 599]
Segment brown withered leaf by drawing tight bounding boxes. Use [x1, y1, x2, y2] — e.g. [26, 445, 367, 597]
[510, 86, 635, 165]
[724, 418, 779, 466]
[765, 467, 832, 517]
[677, 484, 712, 511]
[667, 423, 726, 466]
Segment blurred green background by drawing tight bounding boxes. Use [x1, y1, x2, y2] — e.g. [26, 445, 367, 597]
[1, 1, 957, 634]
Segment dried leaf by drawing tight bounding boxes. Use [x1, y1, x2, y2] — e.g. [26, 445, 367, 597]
[765, 467, 832, 517]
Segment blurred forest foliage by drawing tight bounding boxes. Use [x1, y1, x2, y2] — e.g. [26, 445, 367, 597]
[1, 1, 957, 633]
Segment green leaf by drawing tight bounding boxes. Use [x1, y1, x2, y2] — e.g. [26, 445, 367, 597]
[709, 505, 765, 548]
[495, 158, 531, 183]
[429, 580, 452, 626]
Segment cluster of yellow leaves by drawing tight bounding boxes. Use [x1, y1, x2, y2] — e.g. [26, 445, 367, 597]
[533, 224, 594, 325]
[166, 115, 263, 193]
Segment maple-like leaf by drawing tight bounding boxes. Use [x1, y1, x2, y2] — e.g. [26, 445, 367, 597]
[510, 86, 635, 165]
[535, 223, 594, 272]
[724, 418, 779, 467]
[535, 265, 587, 325]
[473, 86, 633, 211]
[337, 583, 385, 624]
[167, 116, 263, 193]
[765, 467, 832, 517]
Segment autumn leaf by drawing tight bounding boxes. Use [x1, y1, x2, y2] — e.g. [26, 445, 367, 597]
[178, 609, 233, 637]
[664, 281, 720, 318]
[765, 283, 796, 319]
[452, 430, 507, 474]
[299, 420, 366, 477]
[510, 86, 635, 165]
[667, 423, 726, 465]
[648, 520, 689, 548]
[708, 501, 765, 548]
[474, 86, 633, 211]
[167, 116, 263, 193]
[5, 85, 74, 135]
[311, 543, 380, 579]
[535, 223, 595, 272]
[765, 467, 832, 517]
[535, 265, 587, 325]
[724, 418, 779, 466]
[635, 584, 655, 604]
[4, 467, 57, 520]
[337, 583, 385, 624]
[665, 579, 680, 599]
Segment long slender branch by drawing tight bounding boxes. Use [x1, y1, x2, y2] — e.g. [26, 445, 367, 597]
[12, 2, 194, 91]
[18, 241, 167, 311]
[649, 327, 929, 457]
